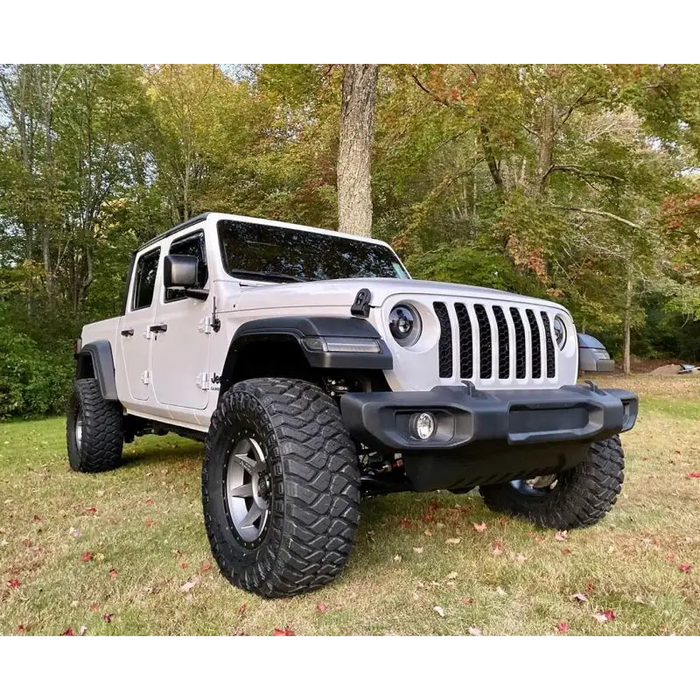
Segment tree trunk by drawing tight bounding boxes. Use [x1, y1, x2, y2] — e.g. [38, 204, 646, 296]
[337, 64, 379, 237]
[623, 273, 633, 376]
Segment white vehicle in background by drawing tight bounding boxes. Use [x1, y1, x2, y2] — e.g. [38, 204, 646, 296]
[67, 212, 638, 598]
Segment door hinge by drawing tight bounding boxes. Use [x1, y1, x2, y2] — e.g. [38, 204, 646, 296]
[141, 370, 151, 385]
[196, 372, 210, 390]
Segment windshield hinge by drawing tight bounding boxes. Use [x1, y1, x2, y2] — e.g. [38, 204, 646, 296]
[198, 296, 221, 334]
[351, 288, 372, 318]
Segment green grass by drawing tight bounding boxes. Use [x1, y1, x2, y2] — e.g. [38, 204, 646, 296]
[1, 375, 700, 635]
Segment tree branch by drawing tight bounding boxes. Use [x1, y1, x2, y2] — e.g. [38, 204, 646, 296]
[558, 206, 643, 229]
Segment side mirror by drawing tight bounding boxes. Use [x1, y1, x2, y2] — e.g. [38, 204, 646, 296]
[164, 254, 199, 288]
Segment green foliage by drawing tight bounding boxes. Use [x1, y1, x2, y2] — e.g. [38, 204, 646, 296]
[0, 321, 72, 419]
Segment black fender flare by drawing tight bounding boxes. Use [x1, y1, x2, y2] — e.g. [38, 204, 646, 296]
[76, 340, 119, 401]
[219, 316, 393, 394]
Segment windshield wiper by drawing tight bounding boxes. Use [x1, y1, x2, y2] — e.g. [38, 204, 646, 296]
[228, 269, 308, 284]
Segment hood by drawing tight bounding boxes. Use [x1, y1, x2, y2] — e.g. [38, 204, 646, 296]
[221, 277, 569, 315]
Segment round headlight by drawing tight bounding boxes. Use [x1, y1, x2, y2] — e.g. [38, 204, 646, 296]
[389, 303, 422, 347]
[553, 315, 567, 349]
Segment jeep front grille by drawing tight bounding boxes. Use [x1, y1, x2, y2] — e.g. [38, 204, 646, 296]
[433, 301, 557, 382]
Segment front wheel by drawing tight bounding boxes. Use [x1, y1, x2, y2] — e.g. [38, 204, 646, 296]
[202, 378, 360, 598]
[479, 436, 625, 529]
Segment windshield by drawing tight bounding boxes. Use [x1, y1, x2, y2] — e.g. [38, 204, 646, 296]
[217, 219, 409, 283]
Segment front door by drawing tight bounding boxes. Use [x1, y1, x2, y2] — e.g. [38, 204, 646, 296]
[150, 230, 211, 411]
[118, 246, 160, 402]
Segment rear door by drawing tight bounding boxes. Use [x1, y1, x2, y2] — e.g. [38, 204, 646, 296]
[118, 246, 160, 402]
[150, 230, 211, 411]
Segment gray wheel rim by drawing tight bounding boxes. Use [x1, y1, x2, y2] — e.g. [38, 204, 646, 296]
[75, 412, 83, 451]
[225, 436, 271, 543]
[510, 474, 558, 497]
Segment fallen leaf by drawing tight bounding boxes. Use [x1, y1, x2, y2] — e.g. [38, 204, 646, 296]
[468, 627, 482, 636]
[7, 578, 20, 589]
[109, 568, 118, 579]
[90, 603, 100, 611]
[570, 592, 588, 603]
[492, 540, 504, 556]
[424, 529, 433, 537]
[145, 519, 154, 527]
[69, 527, 82, 538]
[593, 609, 616, 623]
[472, 522, 487, 533]
[586, 579, 596, 593]
[32, 515, 42, 522]
[70, 600, 79, 608]
[446, 571, 458, 580]
[201, 562, 212, 572]
[316, 603, 328, 613]
[428, 502, 439, 511]
[17, 624, 28, 633]
[461, 597, 475, 605]
[496, 586, 507, 597]
[424, 513, 435, 522]
[687, 472, 700, 479]
[85, 507, 97, 515]
[239, 604, 247, 615]
[180, 561, 188, 569]
[561, 547, 572, 555]
[102, 613, 114, 623]
[555, 530, 568, 541]
[393, 554, 402, 562]
[515, 553, 527, 563]
[556, 621, 570, 634]
[273, 628, 295, 636]
[77, 625, 87, 636]
[412, 547, 424, 554]
[80, 552, 93, 562]
[146, 498, 154, 505]
[436, 522, 445, 530]
[433, 606, 445, 617]
[445, 538, 461, 545]
[399, 518, 412, 529]
[60, 627, 75, 636]
[678, 563, 692, 573]
[180, 576, 200, 593]
[499, 517, 510, 526]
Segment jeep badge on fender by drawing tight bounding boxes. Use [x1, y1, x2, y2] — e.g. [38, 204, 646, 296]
[67, 212, 638, 598]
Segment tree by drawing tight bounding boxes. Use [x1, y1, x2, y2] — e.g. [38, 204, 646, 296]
[337, 64, 379, 236]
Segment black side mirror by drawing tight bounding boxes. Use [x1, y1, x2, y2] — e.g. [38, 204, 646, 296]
[164, 254, 198, 288]
[163, 254, 208, 300]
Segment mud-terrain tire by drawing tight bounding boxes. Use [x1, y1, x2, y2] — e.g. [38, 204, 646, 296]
[202, 378, 360, 598]
[66, 378, 124, 472]
[479, 436, 625, 529]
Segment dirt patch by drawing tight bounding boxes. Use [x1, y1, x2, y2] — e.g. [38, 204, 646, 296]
[649, 364, 700, 376]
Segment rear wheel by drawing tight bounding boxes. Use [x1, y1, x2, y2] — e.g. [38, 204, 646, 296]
[202, 378, 360, 598]
[479, 436, 625, 529]
[66, 378, 124, 472]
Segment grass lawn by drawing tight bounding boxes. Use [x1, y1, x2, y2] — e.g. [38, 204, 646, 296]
[1, 375, 699, 636]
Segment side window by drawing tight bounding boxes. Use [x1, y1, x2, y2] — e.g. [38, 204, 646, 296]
[132, 248, 161, 311]
[165, 231, 208, 302]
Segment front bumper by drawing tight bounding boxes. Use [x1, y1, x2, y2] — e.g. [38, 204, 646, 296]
[340, 383, 638, 452]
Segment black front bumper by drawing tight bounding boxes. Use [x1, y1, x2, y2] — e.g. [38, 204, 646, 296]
[340, 383, 638, 492]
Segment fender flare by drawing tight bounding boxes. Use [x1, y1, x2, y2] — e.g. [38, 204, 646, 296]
[219, 316, 393, 394]
[76, 340, 119, 401]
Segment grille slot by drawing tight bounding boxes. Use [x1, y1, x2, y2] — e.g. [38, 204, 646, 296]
[433, 302, 453, 378]
[474, 304, 492, 379]
[510, 307, 527, 379]
[541, 311, 556, 378]
[493, 306, 510, 379]
[526, 309, 542, 379]
[455, 303, 473, 379]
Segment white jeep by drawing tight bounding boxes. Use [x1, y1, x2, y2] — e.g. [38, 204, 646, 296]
[67, 212, 638, 598]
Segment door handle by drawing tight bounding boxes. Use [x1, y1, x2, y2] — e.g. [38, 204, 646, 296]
[149, 323, 168, 333]
[121, 328, 134, 337]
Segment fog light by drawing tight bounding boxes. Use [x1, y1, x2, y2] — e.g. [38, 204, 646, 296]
[411, 412, 436, 440]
